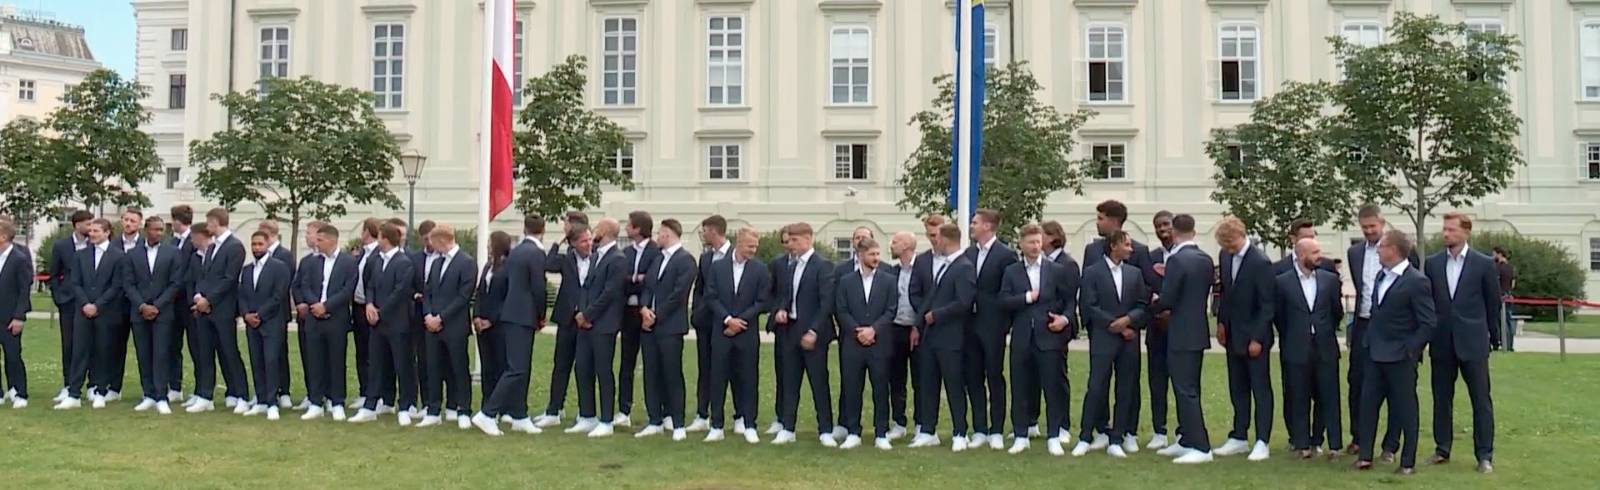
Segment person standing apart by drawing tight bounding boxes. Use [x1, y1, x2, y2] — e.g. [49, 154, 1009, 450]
[1491, 247, 1516, 353]
[1424, 213, 1499, 474]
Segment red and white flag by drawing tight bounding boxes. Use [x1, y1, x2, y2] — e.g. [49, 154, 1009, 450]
[481, 0, 515, 222]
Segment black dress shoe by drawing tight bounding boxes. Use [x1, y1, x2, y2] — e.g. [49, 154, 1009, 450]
[1430, 454, 1450, 465]
[1354, 460, 1373, 471]
[1298, 449, 1314, 459]
[1478, 461, 1495, 474]
[1395, 467, 1415, 476]
[1380, 451, 1396, 464]
[1345, 444, 1361, 456]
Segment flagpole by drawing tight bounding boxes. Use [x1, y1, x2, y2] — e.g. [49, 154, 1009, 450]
[956, 0, 974, 250]
[473, 0, 499, 382]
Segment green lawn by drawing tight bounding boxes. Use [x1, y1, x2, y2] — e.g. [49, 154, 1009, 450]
[1, 319, 1594, 489]
[30, 292, 52, 314]
[1522, 314, 1600, 339]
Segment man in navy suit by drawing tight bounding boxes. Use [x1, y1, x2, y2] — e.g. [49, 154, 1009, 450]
[239, 231, 291, 420]
[1002, 225, 1076, 456]
[166, 205, 196, 405]
[884, 226, 930, 440]
[703, 227, 769, 444]
[771, 222, 838, 446]
[48, 210, 95, 403]
[1424, 213, 1499, 474]
[101, 207, 145, 402]
[125, 216, 181, 414]
[536, 217, 583, 429]
[1270, 218, 1338, 450]
[1082, 200, 1158, 450]
[619, 211, 659, 427]
[350, 222, 418, 425]
[761, 227, 793, 437]
[55, 218, 124, 410]
[638, 219, 697, 440]
[1033, 220, 1081, 439]
[1073, 229, 1148, 458]
[1144, 211, 1177, 450]
[961, 209, 1018, 450]
[1214, 217, 1277, 461]
[568, 218, 628, 438]
[189, 208, 250, 413]
[418, 225, 477, 428]
[1354, 230, 1435, 476]
[289, 220, 323, 410]
[691, 215, 733, 432]
[349, 218, 382, 409]
[907, 223, 976, 452]
[257, 219, 296, 409]
[0, 220, 32, 408]
[296, 222, 357, 421]
[1345, 205, 1418, 459]
[833, 237, 898, 450]
[1151, 214, 1217, 464]
[1273, 238, 1345, 459]
[832, 226, 875, 282]
[474, 216, 548, 436]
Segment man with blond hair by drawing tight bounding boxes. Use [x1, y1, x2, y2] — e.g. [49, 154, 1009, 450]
[1213, 216, 1276, 461]
[1423, 212, 1499, 474]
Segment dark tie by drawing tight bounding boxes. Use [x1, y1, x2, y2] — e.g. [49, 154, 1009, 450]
[428, 256, 445, 289]
[1373, 270, 1389, 306]
[934, 261, 947, 285]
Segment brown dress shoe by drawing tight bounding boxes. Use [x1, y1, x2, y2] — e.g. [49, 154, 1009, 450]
[1354, 460, 1374, 471]
[1395, 467, 1416, 476]
[1430, 454, 1450, 465]
[1327, 451, 1342, 462]
[1477, 461, 1495, 474]
[1298, 449, 1314, 459]
[1380, 451, 1396, 464]
[1345, 444, 1361, 456]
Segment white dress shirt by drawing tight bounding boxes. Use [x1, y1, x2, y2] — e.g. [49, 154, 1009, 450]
[1105, 256, 1124, 302]
[1375, 262, 1408, 306]
[212, 229, 234, 261]
[709, 241, 731, 263]
[320, 251, 338, 302]
[576, 251, 594, 286]
[722, 256, 750, 325]
[1358, 241, 1381, 318]
[145, 241, 159, 272]
[790, 249, 815, 320]
[355, 241, 379, 304]
[1229, 238, 1250, 281]
[378, 247, 399, 272]
[628, 239, 652, 305]
[432, 245, 460, 284]
[1446, 244, 1469, 299]
[251, 254, 268, 288]
[0, 244, 12, 278]
[1046, 248, 1064, 263]
[121, 234, 139, 252]
[93, 240, 109, 270]
[658, 243, 681, 279]
[1166, 240, 1198, 265]
[1024, 258, 1042, 303]
[74, 235, 88, 251]
[895, 258, 916, 325]
[1297, 263, 1318, 333]
[859, 265, 875, 303]
[975, 235, 997, 271]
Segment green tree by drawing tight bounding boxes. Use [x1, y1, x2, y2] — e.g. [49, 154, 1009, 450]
[513, 55, 633, 220]
[0, 118, 65, 234]
[897, 62, 1096, 237]
[1330, 13, 1523, 256]
[1206, 81, 1358, 251]
[46, 69, 161, 211]
[189, 77, 403, 256]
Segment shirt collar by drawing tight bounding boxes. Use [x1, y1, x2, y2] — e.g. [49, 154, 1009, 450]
[1386, 261, 1409, 276]
[796, 248, 815, 264]
[597, 241, 617, 258]
[443, 245, 461, 261]
[0, 243, 12, 258]
[1046, 248, 1063, 262]
[1104, 256, 1122, 270]
[661, 242, 682, 258]
[94, 240, 109, 252]
[978, 235, 997, 251]
[267, 241, 282, 255]
[942, 250, 962, 263]
[1025, 255, 1043, 268]
[633, 239, 650, 252]
[379, 246, 399, 261]
[1449, 243, 1470, 261]
[1170, 240, 1198, 253]
[1296, 262, 1316, 279]
[74, 234, 87, 248]
[215, 229, 233, 245]
[714, 240, 731, 257]
[859, 263, 875, 276]
[176, 229, 191, 241]
[362, 241, 378, 253]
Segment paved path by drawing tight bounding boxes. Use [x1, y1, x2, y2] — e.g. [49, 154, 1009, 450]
[27, 311, 1600, 355]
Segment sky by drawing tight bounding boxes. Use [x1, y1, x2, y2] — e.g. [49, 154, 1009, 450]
[31, 0, 136, 75]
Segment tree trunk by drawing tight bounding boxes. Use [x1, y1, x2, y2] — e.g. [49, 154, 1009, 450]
[289, 209, 301, 258]
[1411, 191, 1429, 259]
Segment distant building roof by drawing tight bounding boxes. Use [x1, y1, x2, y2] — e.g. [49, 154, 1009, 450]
[1, 14, 94, 61]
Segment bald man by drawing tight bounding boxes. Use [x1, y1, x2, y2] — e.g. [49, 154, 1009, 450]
[1273, 238, 1345, 458]
[885, 231, 921, 439]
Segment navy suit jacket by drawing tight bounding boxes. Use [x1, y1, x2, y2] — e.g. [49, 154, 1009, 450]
[692, 244, 731, 331]
[0, 247, 33, 322]
[918, 254, 976, 351]
[905, 250, 937, 328]
[964, 240, 1019, 332]
[642, 247, 697, 336]
[1364, 264, 1436, 363]
[71, 244, 126, 312]
[1155, 244, 1215, 352]
[550, 250, 583, 328]
[1272, 267, 1344, 365]
[834, 267, 899, 351]
[1001, 259, 1077, 352]
[475, 263, 509, 322]
[49, 236, 80, 307]
[623, 239, 662, 305]
[367, 250, 416, 334]
[423, 251, 478, 332]
[298, 251, 358, 327]
[764, 254, 789, 332]
[1084, 237, 1160, 292]
[197, 234, 246, 321]
[1047, 250, 1084, 338]
[705, 256, 771, 339]
[501, 239, 549, 328]
[1218, 244, 1277, 354]
[239, 256, 291, 329]
[1424, 248, 1502, 361]
[579, 245, 629, 335]
[1080, 260, 1150, 354]
[124, 242, 182, 319]
[774, 252, 837, 343]
[1347, 240, 1422, 318]
[169, 233, 197, 305]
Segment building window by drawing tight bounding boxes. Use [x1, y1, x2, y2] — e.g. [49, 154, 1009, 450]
[1587, 143, 1600, 180]
[707, 16, 745, 105]
[707, 144, 742, 180]
[258, 27, 290, 93]
[611, 142, 636, 180]
[1086, 24, 1126, 102]
[1340, 20, 1382, 78]
[1218, 23, 1258, 101]
[1582, 21, 1600, 100]
[17, 79, 34, 102]
[829, 26, 871, 105]
[1464, 19, 1504, 84]
[835, 237, 855, 260]
[513, 19, 525, 106]
[833, 143, 869, 180]
[1591, 238, 1600, 271]
[1225, 144, 1245, 165]
[171, 28, 188, 51]
[602, 17, 639, 106]
[1092, 143, 1126, 180]
[984, 23, 999, 71]
[165, 168, 181, 190]
[372, 23, 406, 109]
[169, 74, 186, 109]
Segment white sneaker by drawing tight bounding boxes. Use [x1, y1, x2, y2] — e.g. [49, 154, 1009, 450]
[634, 424, 664, 438]
[1148, 433, 1170, 449]
[134, 398, 157, 412]
[182, 396, 198, 408]
[875, 437, 892, 450]
[154, 401, 170, 415]
[1157, 440, 1190, 457]
[9, 397, 24, 409]
[672, 428, 687, 441]
[687, 417, 711, 432]
[416, 415, 442, 427]
[53, 397, 82, 410]
[1174, 450, 1215, 464]
[397, 411, 414, 427]
[353, 396, 366, 408]
[1027, 425, 1042, 439]
[1122, 437, 1140, 454]
[614, 412, 632, 428]
[1072, 441, 1092, 456]
[295, 398, 313, 411]
[908, 433, 940, 448]
[105, 390, 122, 402]
[501, 415, 513, 423]
[989, 435, 1005, 450]
[831, 426, 848, 440]
[267, 407, 281, 421]
[705, 429, 726, 442]
[587, 423, 614, 438]
[186, 399, 215, 413]
[1247, 440, 1270, 461]
[732, 418, 746, 435]
[565, 418, 598, 434]
[243, 404, 267, 416]
[331, 406, 347, 421]
[347, 409, 378, 423]
[232, 400, 250, 415]
[533, 415, 561, 428]
[54, 387, 68, 402]
[967, 433, 987, 450]
[168, 390, 184, 403]
[224, 396, 239, 408]
[1008, 438, 1030, 454]
[459, 415, 473, 430]
[508, 418, 541, 434]
[473, 412, 505, 436]
[663, 416, 675, 430]
[771, 430, 796, 445]
[444, 409, 458, 422]
[886, 423, 907, 441]
[1108, 444, 1128, 458]
[376, 402, 394, 415]
[1047, 437, 1065, 456]
[91, 394, 107, 409]
[301, 406, 325, 420]
[1215, 438, 1251, 456]
[951, 436, 968, 453]
[765, 421, 783, 435]
[1088, 431, 1109, 450]
[820, 433, 839, 448]
[841, 435, 862, 450]
[744, 429, 761, 444]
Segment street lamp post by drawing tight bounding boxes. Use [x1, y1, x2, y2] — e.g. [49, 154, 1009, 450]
[399, 149, 428, 235]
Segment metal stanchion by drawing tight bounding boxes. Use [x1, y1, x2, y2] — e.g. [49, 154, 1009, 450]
[1558, 299, 1567, 362]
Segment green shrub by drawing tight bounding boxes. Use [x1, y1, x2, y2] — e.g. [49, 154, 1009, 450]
[1424, 231, 1585, 321]
[755, 230, 838, 265]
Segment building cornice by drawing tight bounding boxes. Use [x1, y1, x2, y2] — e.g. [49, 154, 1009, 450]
[697, 0, 755, 6]
[1078, 127, 1140, 138]
[1206, 0, 1269, 6]
[1454, 0, 1513, 5]
[245, 7, 301, 19]
[1327, 0, 1393, 6]
[820, 128, 883, 138]
[695, 128, 755, 139]
[1074, 0, 1138, 7]
[818, 0, 883, 14]
[361, 3, 418, 15]
[590, 0, 650, 7]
